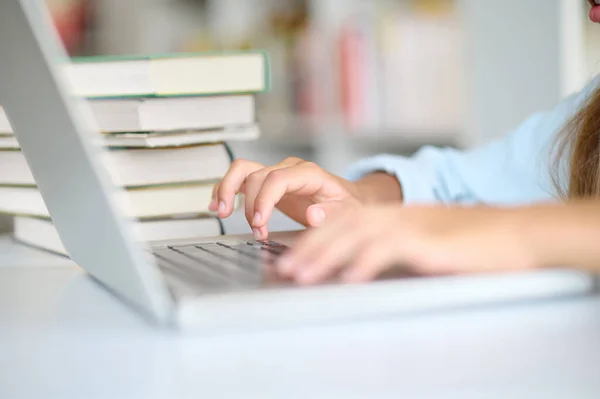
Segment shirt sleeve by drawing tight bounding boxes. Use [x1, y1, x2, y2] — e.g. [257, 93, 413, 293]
[346, 79, 598, 206]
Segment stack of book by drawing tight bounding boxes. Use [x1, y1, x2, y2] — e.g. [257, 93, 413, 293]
[0, 51, 270, 255]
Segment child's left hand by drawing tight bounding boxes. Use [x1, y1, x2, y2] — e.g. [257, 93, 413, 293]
[277, 204, 538, 284]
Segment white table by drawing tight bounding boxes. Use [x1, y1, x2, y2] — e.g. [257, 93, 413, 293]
[1, 237, 600, 399]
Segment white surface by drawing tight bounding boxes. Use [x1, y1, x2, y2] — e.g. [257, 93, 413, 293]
[0, 237, 600, 398]
[0, 236, 73, 268]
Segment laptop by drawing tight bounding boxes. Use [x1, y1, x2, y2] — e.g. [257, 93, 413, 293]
[0, 0, 594, 331]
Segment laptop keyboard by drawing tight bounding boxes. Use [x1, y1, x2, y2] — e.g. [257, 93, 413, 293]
[152, 240, 292, 297]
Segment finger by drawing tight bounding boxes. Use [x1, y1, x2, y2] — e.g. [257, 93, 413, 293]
[305, 200, 358, 227]
[294, 224, 374, 285]
[252, 162, 327, 229]
[252, 225, 268, 241]
[216, 159, 263, 217]
[278, 207, 359, 276]
[306, 205, 326, 227]
[341, 234, 402, 283]
[244, 157, 304, 229]
[209, 181, 221, 211]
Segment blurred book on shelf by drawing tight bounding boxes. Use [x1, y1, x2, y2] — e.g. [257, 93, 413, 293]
[47, 0, 91, 55]
[376, 1, 463, 134]
[321, 0, 463, 135]
[172, 0, 463, 139]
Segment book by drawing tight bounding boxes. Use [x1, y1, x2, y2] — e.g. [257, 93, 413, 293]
[102, 125, 260, 148]
[14, 215, 223, 256]
[0, 95, 255, 133]
[0, 183, 216, 219]
[379, 9, 462, 133]
[0, 214, 12, 234]
[0, 125, 260, 149]
[339, 12, 382, 131]
[64, 52, 270, 98]
[48, 0, 88, 54]
[0, 143, 232, 187]
[0, 109, 10, 133]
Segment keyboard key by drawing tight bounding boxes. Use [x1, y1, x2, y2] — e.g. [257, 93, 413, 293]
[260, 240, 289, 249]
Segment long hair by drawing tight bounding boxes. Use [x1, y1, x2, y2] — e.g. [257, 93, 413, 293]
[553, 86, 600, 199]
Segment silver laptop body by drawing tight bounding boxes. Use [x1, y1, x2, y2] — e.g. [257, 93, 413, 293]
[0, 0, 594, 332]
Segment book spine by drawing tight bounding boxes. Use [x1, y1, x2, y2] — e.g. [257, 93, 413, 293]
[217, 217, 225, 236]
[0, 214, 13, 234]
[223, 142, 236, 163]
[339, 21, 365, 131]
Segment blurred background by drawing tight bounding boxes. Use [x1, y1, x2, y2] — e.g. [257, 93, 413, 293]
[45, 0, 600, 232]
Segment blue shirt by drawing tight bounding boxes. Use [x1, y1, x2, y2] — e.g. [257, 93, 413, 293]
[347, 77, 600, 205]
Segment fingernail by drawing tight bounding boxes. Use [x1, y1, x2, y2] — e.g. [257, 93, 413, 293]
[312, 208, 326, 226]
[252, 228, 261, 240]
[259, 225, 268, 239]
[218, 201, 226, 214]
[252, 212, 262, 226]
[209, 199, 217, 211]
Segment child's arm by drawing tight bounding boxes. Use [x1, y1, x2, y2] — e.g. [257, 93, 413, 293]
[278, 200, 600, 283]
[347, 78, 599, 206]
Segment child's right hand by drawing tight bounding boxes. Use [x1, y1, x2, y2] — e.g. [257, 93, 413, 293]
[209, 157, 367, 240]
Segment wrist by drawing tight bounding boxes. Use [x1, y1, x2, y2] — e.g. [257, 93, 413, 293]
[507, 207, 549, 270]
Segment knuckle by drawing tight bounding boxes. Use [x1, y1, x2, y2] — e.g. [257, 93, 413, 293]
[230, 158, 248, 169]
[217, 185, 234, 200]
[283, 156, 303, 164]
[246, 170, 264, 185]
[302, 161, 319, 170]
[264, 169, 285, 185]
[217, 183, 228, 196]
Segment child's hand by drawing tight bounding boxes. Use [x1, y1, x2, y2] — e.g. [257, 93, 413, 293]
[277, 204, 537, 284]
[209, 157, 365, 239]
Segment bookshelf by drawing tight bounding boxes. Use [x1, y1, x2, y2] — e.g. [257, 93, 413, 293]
[80, 0, 593, 168]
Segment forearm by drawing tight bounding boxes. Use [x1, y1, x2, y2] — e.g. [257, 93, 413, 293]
[355, 172, 403, 204]
[519, 201, 600, 272]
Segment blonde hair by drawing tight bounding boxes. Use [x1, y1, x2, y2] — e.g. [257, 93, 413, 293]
[554, 86, 600, 199]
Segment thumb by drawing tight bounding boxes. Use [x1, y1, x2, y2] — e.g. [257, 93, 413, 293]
[306, 201, 355, 227]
